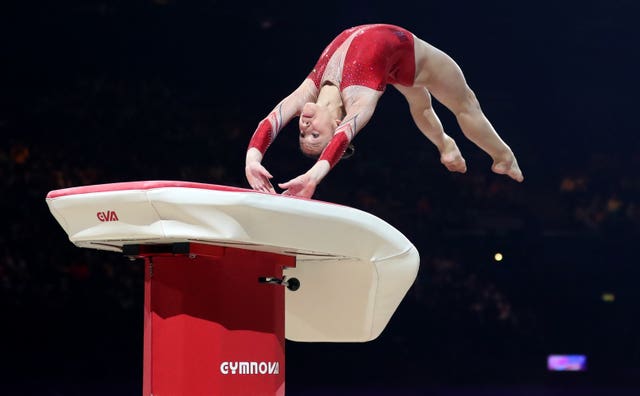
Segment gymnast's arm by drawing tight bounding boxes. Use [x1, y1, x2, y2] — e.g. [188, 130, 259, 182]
[245, 79, 318, 193]
[279, 86, 382, 198]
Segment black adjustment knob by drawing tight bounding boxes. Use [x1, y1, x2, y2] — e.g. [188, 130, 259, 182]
[284, 277, 300, 291]
[258, 276, 301, 291]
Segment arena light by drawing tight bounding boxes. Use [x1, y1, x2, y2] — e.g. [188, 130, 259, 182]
[601, 293, 615, 303]
[547, 355, 587, 371]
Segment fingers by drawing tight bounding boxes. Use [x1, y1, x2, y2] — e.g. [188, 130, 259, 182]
[265, 180, 276, 193]
[279, 181, 302, 197]
[258, 181, 275, 193]
[260, 168, 274, 179]
[260, 181, 276, 193]
[249, 177, 276, 194]
[254, 185, 275, 194]
[246, 163, 276, 192]
[250, 173, 314, 197]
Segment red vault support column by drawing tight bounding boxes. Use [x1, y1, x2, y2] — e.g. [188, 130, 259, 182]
[129, 243, 295, 396]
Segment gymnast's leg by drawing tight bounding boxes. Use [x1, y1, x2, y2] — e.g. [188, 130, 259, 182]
[413, 39, 524, 182]
[394, 84, 467, 173]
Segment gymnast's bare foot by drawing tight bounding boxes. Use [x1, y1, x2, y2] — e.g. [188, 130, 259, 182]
[440, 136, 467, 173]
[492, 151, 524, 182]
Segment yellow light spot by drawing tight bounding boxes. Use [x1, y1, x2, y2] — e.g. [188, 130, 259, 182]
[601, 293, 615, 303]
[494, 253, 503, 262]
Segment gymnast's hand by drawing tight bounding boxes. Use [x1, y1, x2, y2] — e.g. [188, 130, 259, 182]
[279, 173, 318, 198]
[245, 161, 276, 194]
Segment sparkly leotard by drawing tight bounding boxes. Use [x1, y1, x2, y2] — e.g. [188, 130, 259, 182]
[249, 24, 416, 167]
[308, 24, 416, 92]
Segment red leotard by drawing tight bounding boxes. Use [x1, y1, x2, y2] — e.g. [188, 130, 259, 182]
[308, 24, 416, 92]
[311, 25, 416, 167]
[248, 24, 416, 166]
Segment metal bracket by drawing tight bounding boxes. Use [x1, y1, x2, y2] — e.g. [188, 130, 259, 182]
[258, 276, 300, 291]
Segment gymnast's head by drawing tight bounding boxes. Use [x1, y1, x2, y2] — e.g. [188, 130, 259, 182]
[298, 102, 344, 158]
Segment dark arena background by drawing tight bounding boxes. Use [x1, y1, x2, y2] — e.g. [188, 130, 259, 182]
[1, 1, 639, 395]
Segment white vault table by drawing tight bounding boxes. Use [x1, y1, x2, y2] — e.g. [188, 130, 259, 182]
[46, 181, 420, 395]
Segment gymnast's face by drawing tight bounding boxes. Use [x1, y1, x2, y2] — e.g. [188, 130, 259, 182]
[299, 102, 339, 157]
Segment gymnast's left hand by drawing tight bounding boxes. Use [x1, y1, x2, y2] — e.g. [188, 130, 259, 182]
[279, 173, 317, 198]
[245, 161, 276, 194]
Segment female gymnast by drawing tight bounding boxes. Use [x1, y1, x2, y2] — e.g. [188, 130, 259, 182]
[245, 24, 523, 198]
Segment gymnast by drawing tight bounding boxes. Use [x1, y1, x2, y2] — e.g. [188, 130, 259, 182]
[245, 24, 524, 198]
